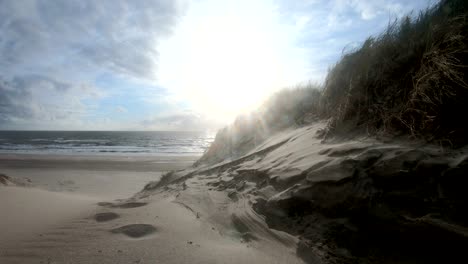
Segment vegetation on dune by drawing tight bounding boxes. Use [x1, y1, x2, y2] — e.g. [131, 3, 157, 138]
[263, 0, 468, 146]
[256, 0, 468, 147]
[200, 0, 468, 165]
[320, 0, 468, 146]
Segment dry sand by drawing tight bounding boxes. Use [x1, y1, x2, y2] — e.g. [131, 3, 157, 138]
[0, 154, 305, 264]
[156, 122, 468, 263]
[0, 154, 196, 198]
[0, 186, 98, 245]
[3, 123, 465, 263]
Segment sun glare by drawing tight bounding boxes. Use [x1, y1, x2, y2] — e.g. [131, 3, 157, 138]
[188, 16, 283, 113]
[158, 5, 293, 122]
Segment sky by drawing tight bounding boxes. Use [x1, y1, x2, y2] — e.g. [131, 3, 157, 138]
[0, 0, 434, 131]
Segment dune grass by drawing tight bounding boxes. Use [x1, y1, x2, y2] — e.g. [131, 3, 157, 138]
[319, 0, 468, 146]
[259, 0, 468, 146]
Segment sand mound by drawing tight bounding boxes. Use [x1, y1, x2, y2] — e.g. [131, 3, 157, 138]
[141, 123, 468, 263]
[94, 212, 119, 222]
[110, 224, 157, 238]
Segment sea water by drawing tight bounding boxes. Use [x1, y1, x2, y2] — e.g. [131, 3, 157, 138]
[0, 131, 214, 156]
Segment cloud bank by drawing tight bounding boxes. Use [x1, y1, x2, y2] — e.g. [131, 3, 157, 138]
[0, 0, 185, 129]
[0, 74, 102, 129]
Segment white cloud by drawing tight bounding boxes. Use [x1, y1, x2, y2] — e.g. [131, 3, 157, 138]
[0, 75, 101, 129]
[0, 0, 187, 129]
[0, 0, 186, 80]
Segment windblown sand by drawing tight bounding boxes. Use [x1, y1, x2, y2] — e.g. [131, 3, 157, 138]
[4, 123, 465, 264]
[0, 154, 303, 264]
[0, 186, 97, 244]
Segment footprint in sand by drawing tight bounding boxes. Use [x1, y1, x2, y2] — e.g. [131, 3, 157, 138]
[94, 212, 120, 222]
[110, 224, 157, 238]
[97, 201, 147, 209]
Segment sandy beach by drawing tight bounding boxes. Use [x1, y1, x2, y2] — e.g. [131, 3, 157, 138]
[0, 154, 197, 198]
[0, 154, 303, 264]
[2, 119, 468, 264]
[1, 0, 467, 263]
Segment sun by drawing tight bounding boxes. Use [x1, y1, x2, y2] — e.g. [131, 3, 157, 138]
[184, 15, 286, 120]
[157, 2, 304, 123]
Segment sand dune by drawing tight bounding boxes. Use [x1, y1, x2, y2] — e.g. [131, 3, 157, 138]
[142, 122, 468, 263]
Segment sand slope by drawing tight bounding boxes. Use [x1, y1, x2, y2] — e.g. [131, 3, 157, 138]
[145, 122, 468, 263]
[0, 186, 98, 246]
[0, 191, 304, 264]
[0, 154, 304, 264]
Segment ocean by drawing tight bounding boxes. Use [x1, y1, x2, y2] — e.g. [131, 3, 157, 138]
[0, 131, 214, 156]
